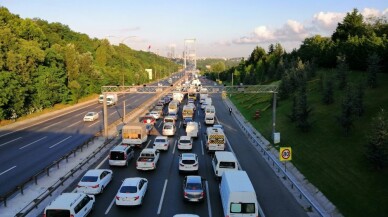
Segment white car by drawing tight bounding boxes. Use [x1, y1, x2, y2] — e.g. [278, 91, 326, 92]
[178, 136, 193, 150]
[162, 123, 176, 136]
[153, 136, 169, 151]
[149, 111, 160, 120]
[115, 177, 148, 206]
[76, 169, 113, 194]
[83, 112, 99, 121]
[179, 153, 199, 174]
[187, 103, 196, 111]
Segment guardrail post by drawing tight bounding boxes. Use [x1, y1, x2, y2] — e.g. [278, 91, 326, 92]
[19, 185, 24, 195]
[46, 168, 50, 176]
[56, 161, 60, 169]
[34, 176, 38, 185]
[1, 197, 7, 207]
[73, 150, 76, 157]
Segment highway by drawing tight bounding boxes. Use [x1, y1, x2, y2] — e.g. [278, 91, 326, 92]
[64, 77, 308, 217]
[0, 74, 183, 197]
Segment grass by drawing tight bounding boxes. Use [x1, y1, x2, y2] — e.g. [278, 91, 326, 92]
[230, 69, 388, 217]
[0, 94, 99, 127]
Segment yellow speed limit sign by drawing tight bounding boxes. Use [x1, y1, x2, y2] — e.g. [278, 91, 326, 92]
[280, 147, 292, 161]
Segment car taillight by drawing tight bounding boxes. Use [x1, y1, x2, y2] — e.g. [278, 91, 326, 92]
[134, 196, 140, 200]
[179, 163, 184, 166]
[164, 144, 167, 146]
[124, 153, 127, 160]
[91, 184, 99, 188]
[184, 192, 187, 197]
[201, 192, 205, 197]
[193, 163, 198, 166]
[70, 215, 74, 217]
[43, 215, 46, 217]
[77, 185, 82, 188]
[152, 163, 154, 167]
[116, 196, 120, 200]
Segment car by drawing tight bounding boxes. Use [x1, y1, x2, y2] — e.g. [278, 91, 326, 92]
[213, 124, 224, 131]
[179, 153, 198, 173]
[153, 136, 169, 151]
[115, 177, 148, 206]
[182, 176, 205, 202]
[44, 193, 95, 217]
[140, 116, 156, 125]
[83, 112, 99, 122]
[145, 124, 153, 135]
[149, 111, 160, 119]
[162, 123, 176, 136]
[109, 145, 135, 167]
[183, 117, 193, 127]
[188, 98, 194, 104]
[168, 112, 178, 121]
[173, 215, 200, 217]
[76, 169, 113, 195]
[178, 136, 193, 150]
[187, 103, 196, 111]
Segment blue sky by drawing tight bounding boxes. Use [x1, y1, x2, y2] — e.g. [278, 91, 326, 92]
[1, 0, 387, 58]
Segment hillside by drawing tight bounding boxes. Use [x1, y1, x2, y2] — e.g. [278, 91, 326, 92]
[0, 7, 179, 122]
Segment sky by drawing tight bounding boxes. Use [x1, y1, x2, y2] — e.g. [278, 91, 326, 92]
[0, 0, 387, 58]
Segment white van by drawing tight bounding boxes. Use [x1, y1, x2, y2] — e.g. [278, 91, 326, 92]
[212, 151, 239, 178]
[220, 171, 260, 217]
[44, 193, 95, 217]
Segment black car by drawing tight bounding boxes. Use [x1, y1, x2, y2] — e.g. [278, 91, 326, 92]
[183, 117, 193, 127]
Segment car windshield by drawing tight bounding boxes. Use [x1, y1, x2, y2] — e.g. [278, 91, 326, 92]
[86, 113, 93, 116]
[120, 186, 137, 193]
[155, 139, 166, 142]
[180, 140, 191, 143]
[186, 182, 202, 190]
[81, 176, 98, 182]
[164, 125, 172, 129]
[182, 160, 196, 164]
[45, 210, 70, 217]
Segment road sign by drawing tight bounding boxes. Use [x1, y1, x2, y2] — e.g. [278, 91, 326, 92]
[280, 147, 292, 161]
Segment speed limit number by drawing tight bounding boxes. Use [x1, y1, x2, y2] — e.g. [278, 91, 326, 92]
[280, 147, 292, 161]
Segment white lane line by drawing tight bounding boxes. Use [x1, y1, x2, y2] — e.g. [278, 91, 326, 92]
[201, 140, 204, 156]
[172, 140, 177, 154]
[96, 155, 109, 169]
[179, 121, 182, 128]
[65, 121, 82, 129]
[105, 197, 116, 215]
[0, 137, 22, 147]
[157, 179, 168, 215]
[49, 136, 72, 149]
[88, 120, 101, 128]
[19, 136, 47, 150]
[145, 139, 152, 148]
[109, 111, 118, 116]
[206, 181, 213, 217]
[41, 119, 66, 129]
[0, 166, 16, 176]
[224, 135, 242, 170]
[158, 121, 163, 128]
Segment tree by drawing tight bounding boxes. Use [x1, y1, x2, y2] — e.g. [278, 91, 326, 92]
[336, 55, 349, 90]
[353, 82, 365, 116]
[295, 80, 312, 132]
[322, 77, 334, 105]
[365, 109, 388, 169]
[332, 8, 371, 42]
[278, 73, 291, 99]
[337, 86, 354, 135]
[366, 53, 380, 88]
[287, 96, 298, 122]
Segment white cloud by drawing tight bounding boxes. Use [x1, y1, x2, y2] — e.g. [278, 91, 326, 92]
[362, 8, 381, 18]
[312, 11, 345, 31]
[253, 26, 274, 41]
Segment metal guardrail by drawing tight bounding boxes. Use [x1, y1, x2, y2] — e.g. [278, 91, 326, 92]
[226, 100, 328, 217]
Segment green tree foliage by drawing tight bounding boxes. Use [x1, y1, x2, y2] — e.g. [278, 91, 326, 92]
[367, 53, 380, 88]
[336, 55, 349, 90]
[288, 96, 298, 122]
[365, 109, 388, 169]
[298, 35, 336, 68]
[353, 82, 365, 117]
[332, 9, 372, 42]
[337, 86, 354, 135]
[295, 81, 312, 132]
[0, 7, 179, 121]
[322, 77, 335, 105]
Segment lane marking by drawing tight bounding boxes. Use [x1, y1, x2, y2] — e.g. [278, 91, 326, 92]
[0, 166, 16, 176]
[158, 120, 163, 128]
[19, 136, 47, 150]
[224, 135, 242, 170]
[172, 140, 177, 154]
[145, 139, 152, 148]
[105, 197, 116, 215]
[109, 111, 118, 116]
[41, 119, 66, 129]
[157, 179, 168, 215]
[96, 155, 109, 169]
[206, 181, 213, 217]
[0, 137, 22, 147]
[65, 121, 81, 129]
[201, 140, 204, 156]
[179, 121, 182, 128]
[49, 136, 72, 149]
[88, 120, 101, 128]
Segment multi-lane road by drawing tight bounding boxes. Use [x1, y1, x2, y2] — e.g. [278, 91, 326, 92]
[1, 74, 309, 217]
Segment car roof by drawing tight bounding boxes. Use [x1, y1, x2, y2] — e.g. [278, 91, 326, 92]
[122, 177, 144, 186]
[180, 136, 191, 140]
[84, 169, 109, 177]
[46, 193, 85, 208]
[111, 145, 130, 152]
[155, 136, 168, 140]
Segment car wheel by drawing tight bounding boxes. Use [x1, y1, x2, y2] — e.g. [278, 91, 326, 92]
[139, 196, 144, 206]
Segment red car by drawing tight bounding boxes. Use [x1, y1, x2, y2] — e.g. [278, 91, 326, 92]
[140, 116, 156, 125]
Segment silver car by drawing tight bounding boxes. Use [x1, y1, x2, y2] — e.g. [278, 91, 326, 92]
[183, 176, 205, 202]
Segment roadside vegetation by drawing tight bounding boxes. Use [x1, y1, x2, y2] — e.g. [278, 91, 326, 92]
[0, 7, 179, 124]
[206, 9, 388, 217]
